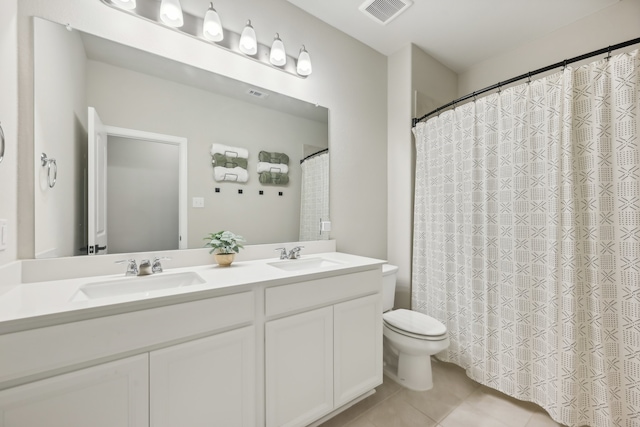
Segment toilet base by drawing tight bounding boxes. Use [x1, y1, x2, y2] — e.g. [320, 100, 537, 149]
[383, 351, 434, 391]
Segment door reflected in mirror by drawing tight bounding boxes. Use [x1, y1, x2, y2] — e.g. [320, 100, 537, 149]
[33, 18, 329, 258]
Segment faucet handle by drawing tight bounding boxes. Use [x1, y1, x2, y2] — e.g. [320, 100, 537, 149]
[275, 248, 288, 260]
[288, 246, 304, 260]
[152, 256, 171, 273]
[116, 259, 138, 276]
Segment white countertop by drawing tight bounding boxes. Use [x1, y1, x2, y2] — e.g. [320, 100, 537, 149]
[0, 252, 385, 334]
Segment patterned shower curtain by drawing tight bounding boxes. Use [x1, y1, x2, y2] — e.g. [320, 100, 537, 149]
[299, 151, 329, 241]
[412, 50, 639, 427]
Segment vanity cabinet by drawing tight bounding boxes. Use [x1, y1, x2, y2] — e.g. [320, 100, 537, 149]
[0, 291, 255, 427]
[150, 325, 256, 427]
[265, 270, 382, 427]
[0, 354, 149, 427]
[0, 257, 384, 427]
[333, 294, 382, 407]
[266, 307, 334, 427]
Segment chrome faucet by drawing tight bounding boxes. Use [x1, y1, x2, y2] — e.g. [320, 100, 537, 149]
[152, 256, 171, 273]
[116, 259, 138, 276]
[275, 246, 304, 260]
[288, 246, 304, 260]
[275, 248, 288, 260]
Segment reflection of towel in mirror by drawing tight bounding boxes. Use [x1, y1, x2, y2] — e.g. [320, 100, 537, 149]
[214, 166, 249, 182]
[212, 153, 248, 169]
[259, 171, 289, 185]
[257, 162, 289, 174]
[258, 151, 289, 164]
[211, 143, 249, 159]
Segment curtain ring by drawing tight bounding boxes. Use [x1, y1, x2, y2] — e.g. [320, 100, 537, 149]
[472, 91, 477, 102]
[606, 46, 612, 61]
[0, 122, 5, 165]
[497, 82, 502, 94]
[41, 152, 57, 188]
[527, 72, 532, 85]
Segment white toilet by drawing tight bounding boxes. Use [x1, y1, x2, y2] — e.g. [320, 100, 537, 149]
[381, 264, 449, 391]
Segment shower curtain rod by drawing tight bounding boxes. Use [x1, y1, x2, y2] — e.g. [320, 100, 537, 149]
[412, 36, 640, 127]
[300, 148, 329, 164]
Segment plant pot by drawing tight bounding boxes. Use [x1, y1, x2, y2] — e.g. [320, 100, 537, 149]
[215, 253, 235, 267]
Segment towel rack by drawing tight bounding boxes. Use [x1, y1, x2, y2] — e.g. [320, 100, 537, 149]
[41, 152, 57, 188]
[223, 173, 238, 181]
[223, 150, 239, 158]
[0, 122, 5, 164]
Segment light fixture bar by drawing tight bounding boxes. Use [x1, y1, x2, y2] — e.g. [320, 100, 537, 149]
[101, 0, 308, 78]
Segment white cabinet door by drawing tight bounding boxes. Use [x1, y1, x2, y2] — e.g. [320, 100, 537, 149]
[150, 326, 256, 427]
[0, 354, 148, 427]
[266, 306, 333, 427]
[334, 294, 383, 407]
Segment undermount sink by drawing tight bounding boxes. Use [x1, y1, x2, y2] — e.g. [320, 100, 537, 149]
[72, 272, 206, 300]
[267, 257, 342, 272]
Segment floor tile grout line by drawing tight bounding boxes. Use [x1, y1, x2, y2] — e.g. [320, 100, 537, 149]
[342, 384, 404, 427]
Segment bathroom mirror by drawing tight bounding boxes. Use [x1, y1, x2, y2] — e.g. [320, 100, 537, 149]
[33, 18, 329, 258]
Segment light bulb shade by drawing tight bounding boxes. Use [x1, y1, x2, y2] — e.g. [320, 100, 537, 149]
[111, 0, 136, 10]
[269, 34, 286, 66]
[160, 0, 184, 27]
[296, 46, 312, 76]
[239, 20, 257, 55]
[203, 3, 223, 42]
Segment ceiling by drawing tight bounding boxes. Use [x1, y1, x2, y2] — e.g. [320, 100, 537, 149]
[285, 0, 619, 73]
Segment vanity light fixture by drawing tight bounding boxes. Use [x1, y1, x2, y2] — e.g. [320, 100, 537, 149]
[203, 2, 223, 42]
[296, 45, 312, 76]
[110, 0, 136, 10]
[239, 20, 257, 55]
[160, 0, 184, 27]
[99, 0, 312, 78]
[269, 33, 286, 66]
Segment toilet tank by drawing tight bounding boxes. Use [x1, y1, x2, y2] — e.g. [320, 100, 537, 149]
[382, 264, 399, 312]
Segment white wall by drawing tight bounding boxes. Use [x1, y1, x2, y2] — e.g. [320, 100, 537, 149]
[458, 0, 640, 96]
[386, 45, 411, 309]
[86, 60, 327, 247]
[33, 19, 87, 258]
[0, 0, 18, 266]
[387, 44, 457, 309]
[16, 0, 388, 260]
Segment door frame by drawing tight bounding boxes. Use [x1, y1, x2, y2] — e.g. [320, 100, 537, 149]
[104, 125, 188, 250]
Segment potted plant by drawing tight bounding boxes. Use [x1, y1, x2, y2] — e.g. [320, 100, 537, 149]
[204, 230, 245, 266]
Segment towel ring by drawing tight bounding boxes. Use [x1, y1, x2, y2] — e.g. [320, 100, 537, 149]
[0, 122, 5, 164]
[41, 152, 57, 188]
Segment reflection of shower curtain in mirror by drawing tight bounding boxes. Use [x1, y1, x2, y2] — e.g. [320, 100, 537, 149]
[299, 152, 329, 241]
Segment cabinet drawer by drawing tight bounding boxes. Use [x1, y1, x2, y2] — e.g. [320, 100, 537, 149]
[266, 269, 381, 317]
[0, 292, 254, 386]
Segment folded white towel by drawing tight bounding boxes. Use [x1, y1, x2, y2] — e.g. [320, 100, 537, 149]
[257, 162, 289, 174]
[211, 143, 249, 159]
[213, 166, 249, 183]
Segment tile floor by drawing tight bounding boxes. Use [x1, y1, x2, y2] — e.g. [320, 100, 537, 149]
[319, 359, 567, 427]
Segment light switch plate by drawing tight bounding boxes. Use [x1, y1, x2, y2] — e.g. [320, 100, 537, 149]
[192, 197, 205, 208]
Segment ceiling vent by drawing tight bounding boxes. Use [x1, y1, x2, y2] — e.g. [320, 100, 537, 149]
[359, 0, 413, 25]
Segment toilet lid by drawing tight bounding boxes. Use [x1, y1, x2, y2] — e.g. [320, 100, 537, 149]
[383, 309, 447, 337]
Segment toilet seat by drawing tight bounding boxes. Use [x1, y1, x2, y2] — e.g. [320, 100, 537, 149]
[383, 309, 447, 341]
